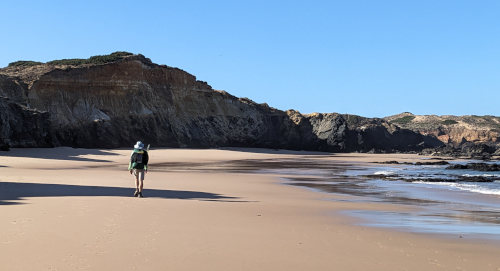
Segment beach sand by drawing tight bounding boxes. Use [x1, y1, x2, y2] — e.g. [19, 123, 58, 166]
[0, 148, 498, 270]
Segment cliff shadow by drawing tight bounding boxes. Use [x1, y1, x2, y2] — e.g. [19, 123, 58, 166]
[0, 182, 241, 205]
[0, 147, 119, 162]
[151, 158, 352, 175]
[217, 147, 331, 156]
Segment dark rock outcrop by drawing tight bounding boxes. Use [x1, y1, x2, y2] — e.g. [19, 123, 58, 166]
[446, 163, 500, 172]
[0, 74, 28, 104]
[421, 142, 499, 159]
[302, 113, 442, 152]
[377, 160, 449, 165]
[0, 96, 52, 150]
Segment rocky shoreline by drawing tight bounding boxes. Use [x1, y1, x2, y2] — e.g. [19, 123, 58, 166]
[1, 52, 498, 157]
[421, 143, 500, 160]
[446, 162, 500, 172]
[367, 160, 500, 184]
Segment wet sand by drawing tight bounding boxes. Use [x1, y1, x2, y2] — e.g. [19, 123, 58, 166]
[0, 148, 499, 270]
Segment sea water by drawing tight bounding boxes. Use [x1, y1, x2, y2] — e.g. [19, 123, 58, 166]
[370, 161, 500, 196]
[340, 161, 500, 239]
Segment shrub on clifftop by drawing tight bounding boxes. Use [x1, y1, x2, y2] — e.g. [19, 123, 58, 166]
[47, 51, 133, 66]
[47, 58, 87, 66]
[8, 60, 43, 67]
[391, 115, 415, 125]
[6, 52, 134, 68]
[442, 119, 458, 125]
[87, 51, 133, 65]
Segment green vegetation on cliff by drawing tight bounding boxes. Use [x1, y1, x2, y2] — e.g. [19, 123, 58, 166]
[8, 60, 43, 67]
[47, 51, 133, 66]
[46, 58, 87, 66]
[442, 119, 458, 125]
[6, 52, 133, 68]
[391, 115, 415, 124]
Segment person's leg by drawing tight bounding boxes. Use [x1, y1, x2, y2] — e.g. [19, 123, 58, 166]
[134, 170, 140, 196]
[138, 170, 145, 197]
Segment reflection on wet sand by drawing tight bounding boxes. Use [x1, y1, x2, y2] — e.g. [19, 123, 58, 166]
[153, 156, 500, 238]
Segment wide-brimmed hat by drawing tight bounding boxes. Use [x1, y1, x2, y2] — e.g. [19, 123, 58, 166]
[134, 141, 145, 150]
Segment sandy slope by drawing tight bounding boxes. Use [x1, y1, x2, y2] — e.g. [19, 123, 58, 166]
[0, 148, 498, 271]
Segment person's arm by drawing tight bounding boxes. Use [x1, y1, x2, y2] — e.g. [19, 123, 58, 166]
[128, 152, 134, 174]
[144, 151, 149, 171]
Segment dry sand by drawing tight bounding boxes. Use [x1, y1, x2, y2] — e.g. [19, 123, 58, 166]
[0, 148, 499, 270]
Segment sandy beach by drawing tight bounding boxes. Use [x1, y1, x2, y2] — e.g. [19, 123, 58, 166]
[0, 148, 499, 271]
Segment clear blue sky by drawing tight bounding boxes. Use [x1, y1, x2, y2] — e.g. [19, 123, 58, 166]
[1, 0, 499, 117]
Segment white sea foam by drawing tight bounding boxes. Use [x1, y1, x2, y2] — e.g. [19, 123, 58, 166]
[414, 181, 500, 196]
[462, 173, 497, 177]
[374, 170, 396, 176]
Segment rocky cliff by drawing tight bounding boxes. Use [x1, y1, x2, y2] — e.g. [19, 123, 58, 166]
[385, 113, 500, 158]
[385, 112, 500, 145]
[0, 52, 462, 153]
[0, 96, 52, 150]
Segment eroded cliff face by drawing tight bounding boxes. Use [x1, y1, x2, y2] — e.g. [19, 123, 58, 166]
[385, 113, 500, 146]
[0, 74, 28, 104]
[0, 75, 52, 149]
[21, 56, 296, 148]
[0, 53, 441, 152]
[0, 96, 52, 149]
[304, 113, 442, 152]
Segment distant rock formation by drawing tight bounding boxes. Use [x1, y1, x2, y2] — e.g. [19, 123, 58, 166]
[385, 112, 500, 158]
[385, 112, 500, 145]
[0, 52, 487, 155]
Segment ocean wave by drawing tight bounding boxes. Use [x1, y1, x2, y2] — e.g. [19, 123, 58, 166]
[413, 181, 500, 196]
[373, 170, 396, 176]
[462, 173, 498, 178]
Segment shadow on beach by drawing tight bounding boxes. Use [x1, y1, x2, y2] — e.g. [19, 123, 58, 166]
[0, 182, 241, 205]
[217, 147, 332, 156]
[0, 147, 119, 162]
[150, 158, 355, 175]
[216, 147, 383, 159]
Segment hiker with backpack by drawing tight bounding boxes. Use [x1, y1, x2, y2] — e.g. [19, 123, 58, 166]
[129, 141, 149, 198]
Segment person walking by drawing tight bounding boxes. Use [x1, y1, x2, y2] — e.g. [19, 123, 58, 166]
[129, 141, 149, 198]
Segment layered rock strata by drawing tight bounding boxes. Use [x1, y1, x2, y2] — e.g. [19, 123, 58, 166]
[386, 113, 500, 158]
[385, 112, 500, 146]
[0, 53, 451, 152]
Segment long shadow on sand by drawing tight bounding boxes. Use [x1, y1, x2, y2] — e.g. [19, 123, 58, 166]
[0, 182, 241, 205]
[218, 147, 331, 156]
[1, 147, 119, 162]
